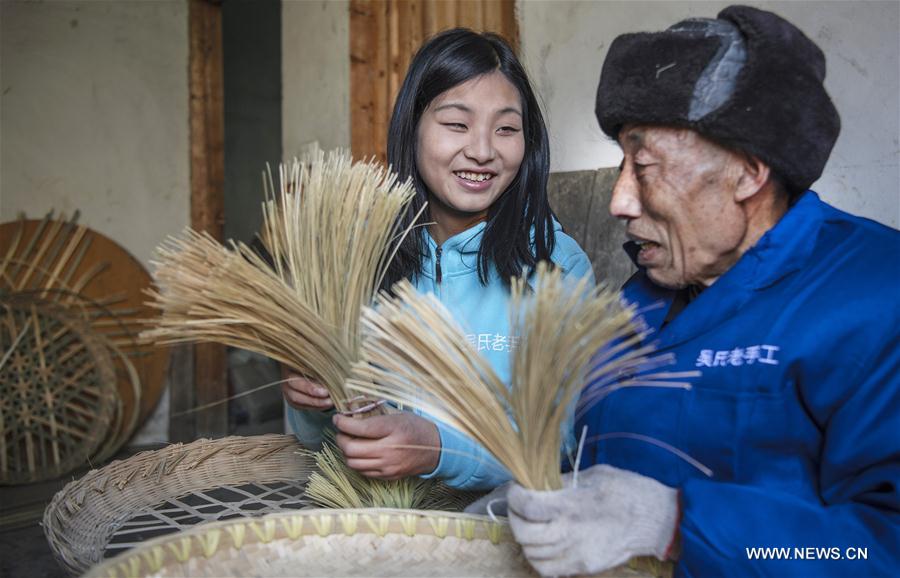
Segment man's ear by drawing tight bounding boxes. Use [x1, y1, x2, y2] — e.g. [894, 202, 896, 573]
[734, 154, 771, 203]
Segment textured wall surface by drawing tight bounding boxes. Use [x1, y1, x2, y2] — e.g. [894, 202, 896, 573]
[520, 0, 899, 228]
[282, 0, 350, 157]
[0, 1, 191, 264]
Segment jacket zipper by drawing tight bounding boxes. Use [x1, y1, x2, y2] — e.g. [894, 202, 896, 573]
[435, 245, 443, 285]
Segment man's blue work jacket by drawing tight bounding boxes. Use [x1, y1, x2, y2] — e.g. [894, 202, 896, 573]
[578, 191, 900, 577]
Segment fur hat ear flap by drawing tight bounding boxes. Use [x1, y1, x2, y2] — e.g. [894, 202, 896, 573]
[596, 5, 840, 193]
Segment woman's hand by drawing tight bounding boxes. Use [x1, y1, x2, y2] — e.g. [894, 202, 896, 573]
[281, 368, 334, 411]
[332, 413, 441, 479]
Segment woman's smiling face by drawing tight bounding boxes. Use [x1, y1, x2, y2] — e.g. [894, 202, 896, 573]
[416, 71, 525, 238]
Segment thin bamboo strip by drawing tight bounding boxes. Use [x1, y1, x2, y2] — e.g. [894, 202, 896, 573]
[0, 220, 24, 280]
[58, 232, 93, 289]
[42, 225, 87, 294]
[15, 216, 65, 290]
[31, 304, 61, 468]
[37, 212, 81, 290]
[7, 213, 51, 284]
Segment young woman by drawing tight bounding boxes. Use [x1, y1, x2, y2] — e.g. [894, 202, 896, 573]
[283, 29, 594, 490]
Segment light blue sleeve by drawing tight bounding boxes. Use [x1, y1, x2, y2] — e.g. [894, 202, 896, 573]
[556, 237, 596, 288]
[419, 418, 512, 490]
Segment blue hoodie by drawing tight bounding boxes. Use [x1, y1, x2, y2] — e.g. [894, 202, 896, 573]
[287, 219, 594, 489]
[578, 192, 900, 577]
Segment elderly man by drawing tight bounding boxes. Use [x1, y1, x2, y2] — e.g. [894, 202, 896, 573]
[506, 6, 899, 577]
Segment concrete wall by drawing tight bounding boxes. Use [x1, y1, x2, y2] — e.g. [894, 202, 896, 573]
[0, 1, 191, 263]
[282, 0, 350, 157]
[1, 1, 191, 445]
[519, 0, 900, 228]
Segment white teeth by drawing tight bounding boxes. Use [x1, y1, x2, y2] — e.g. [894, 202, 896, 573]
[456, 171, 493, 182]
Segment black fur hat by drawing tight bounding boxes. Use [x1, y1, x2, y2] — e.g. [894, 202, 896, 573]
[595, 5, 840, 193]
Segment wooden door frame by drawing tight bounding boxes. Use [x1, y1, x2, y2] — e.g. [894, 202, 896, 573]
[171, 0, 227, 441]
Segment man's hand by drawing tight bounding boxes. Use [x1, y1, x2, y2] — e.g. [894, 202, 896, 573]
[281, 368, 333, 411]
[507, 464, 679, 577]
[332, 413, 440, 479]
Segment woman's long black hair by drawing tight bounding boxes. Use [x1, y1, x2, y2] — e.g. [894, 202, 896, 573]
[381, 28, 556, 290]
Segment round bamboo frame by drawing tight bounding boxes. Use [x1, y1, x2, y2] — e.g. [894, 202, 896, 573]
[0, 294, 118, 484]
[83, 508, 668, 578]
[84, 508, 536, 578]
[43, 434, 314, 575]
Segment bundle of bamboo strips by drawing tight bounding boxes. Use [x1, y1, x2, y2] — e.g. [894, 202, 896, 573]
[348, 263, 696, 491]
[143, 150, 418, 413]
[301, 433, 471, 511]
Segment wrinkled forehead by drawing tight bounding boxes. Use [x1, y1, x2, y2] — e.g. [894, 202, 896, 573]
[617, 124, 702, 152]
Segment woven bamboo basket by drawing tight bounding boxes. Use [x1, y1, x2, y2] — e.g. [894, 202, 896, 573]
[45, 433, 671, 577]
[84, 509, 532, 577]
[0, 294, 119, 484]
[43, 434, 314, 575]
[83, 508, 668, 578]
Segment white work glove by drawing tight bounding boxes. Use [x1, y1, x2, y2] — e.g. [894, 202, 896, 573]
[507, 464, 679, 577]
[464, 481, 512, 517]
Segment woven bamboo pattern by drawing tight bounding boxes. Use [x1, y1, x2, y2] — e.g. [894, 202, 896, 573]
[0, 294, 118, 484]
[42, 434, 314, 575]
[84, 509, 536, 578]
[0, 212, 170, 476]
[84, 508, 667, 578]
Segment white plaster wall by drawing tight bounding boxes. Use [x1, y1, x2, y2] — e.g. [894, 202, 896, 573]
[1, 1, 191, 445]
[0, 1, 191, 263]
[282, 0, 350, 156]
[519, 0, 900, 228]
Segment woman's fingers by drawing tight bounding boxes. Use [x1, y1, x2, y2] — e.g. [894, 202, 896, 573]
[332, 414, 394, 439]
[281, 373, 333, 410]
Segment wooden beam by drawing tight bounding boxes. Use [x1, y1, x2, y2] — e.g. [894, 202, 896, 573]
[186, 0, 228, 439]
[351, 0, 519, 163]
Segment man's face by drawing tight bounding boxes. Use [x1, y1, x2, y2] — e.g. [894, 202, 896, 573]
[610, 125, 750, 289]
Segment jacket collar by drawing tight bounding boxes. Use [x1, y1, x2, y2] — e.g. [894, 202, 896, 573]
[421, 218, 565, 279]
[625, 190, 825, 345]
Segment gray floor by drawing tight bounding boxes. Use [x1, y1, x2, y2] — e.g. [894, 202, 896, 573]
[1, 473, 81, 578]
